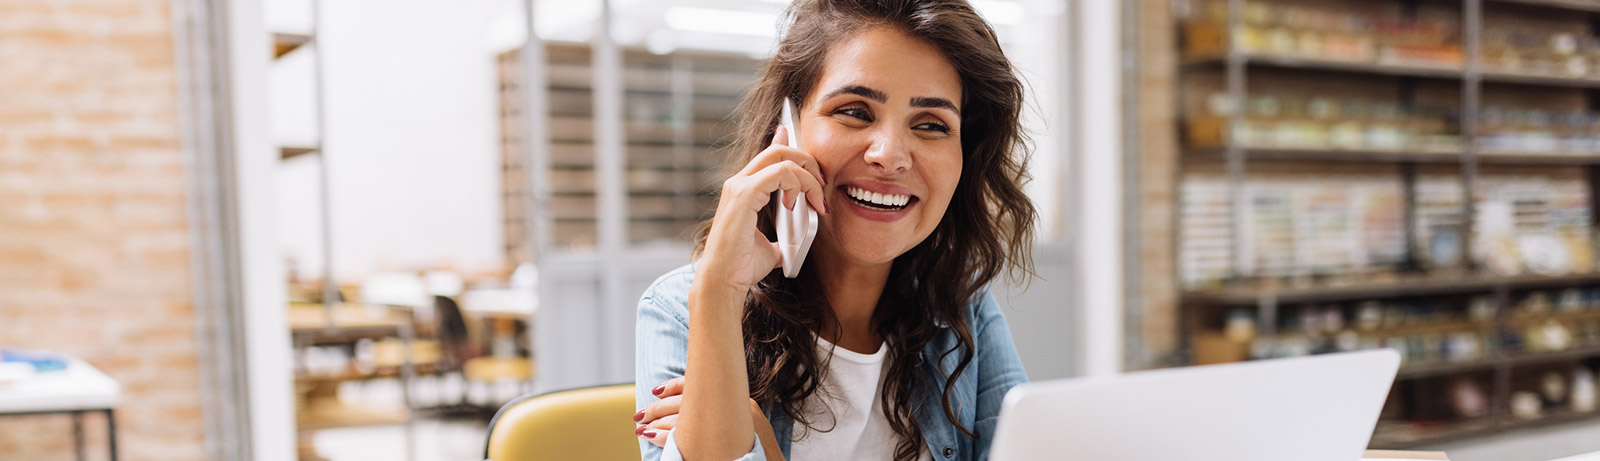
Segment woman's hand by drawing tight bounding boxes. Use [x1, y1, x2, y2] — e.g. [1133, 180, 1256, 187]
[697, 125, 829, 293]
[637, 377, 785, 460]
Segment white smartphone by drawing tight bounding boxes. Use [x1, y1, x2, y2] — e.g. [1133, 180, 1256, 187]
[777, 98, 817, 278]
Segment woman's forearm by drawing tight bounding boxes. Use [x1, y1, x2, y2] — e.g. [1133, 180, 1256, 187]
[676, 273, 757, 459]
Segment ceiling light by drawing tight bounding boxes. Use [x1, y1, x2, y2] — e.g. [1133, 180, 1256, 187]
[664, 7, 779, 37]
[971, 0, 1024, 26]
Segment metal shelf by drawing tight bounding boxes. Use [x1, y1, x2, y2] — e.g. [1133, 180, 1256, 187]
[1176, 0, 1600, 451]
[1478, 150, 1600, 164]
[1488, 0, 1600, 13]
[1397, 357, 1500, 380]
[1371, 417, 1500, 449]
[1481, 70, 1600, 89]
[1184, 273, 1600, 306]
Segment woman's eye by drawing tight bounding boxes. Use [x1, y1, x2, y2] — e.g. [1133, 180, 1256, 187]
[915, 122, 950, 134]
[834, 107, 872, 122]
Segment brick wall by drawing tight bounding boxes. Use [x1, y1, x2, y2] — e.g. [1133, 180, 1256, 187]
[0, 0, 205, 460]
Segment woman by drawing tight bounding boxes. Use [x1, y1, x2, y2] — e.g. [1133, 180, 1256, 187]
[634, 1, 1036, 460]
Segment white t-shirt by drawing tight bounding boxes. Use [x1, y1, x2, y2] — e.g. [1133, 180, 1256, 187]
[788, 335, 930, 461]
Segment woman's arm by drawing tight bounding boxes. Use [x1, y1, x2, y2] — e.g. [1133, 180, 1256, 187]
[674, 271, 759, 458]
[635, 270, 780, 461]
[644, 126, 823, 460]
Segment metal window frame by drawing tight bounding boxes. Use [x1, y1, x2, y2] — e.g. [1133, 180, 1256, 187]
[171, 0, 255, 458]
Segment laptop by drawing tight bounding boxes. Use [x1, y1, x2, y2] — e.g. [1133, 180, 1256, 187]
[991, 349, 1401, 461]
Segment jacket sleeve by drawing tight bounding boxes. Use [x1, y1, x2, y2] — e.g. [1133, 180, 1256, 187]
[971, 289, 1029, 461]
[636, 270, 768, 461]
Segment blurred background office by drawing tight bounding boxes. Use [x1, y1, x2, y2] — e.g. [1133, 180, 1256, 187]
[3, 0, 1600, 460]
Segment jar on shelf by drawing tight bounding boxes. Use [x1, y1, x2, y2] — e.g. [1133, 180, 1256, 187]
[1366, 102, 1405, 149]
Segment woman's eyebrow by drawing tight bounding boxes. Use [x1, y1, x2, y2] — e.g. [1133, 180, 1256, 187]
[822, 84, 887, 103]
[910, 96, 959, 116]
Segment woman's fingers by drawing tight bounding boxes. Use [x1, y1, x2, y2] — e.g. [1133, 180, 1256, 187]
[638, 395, 681, 425]
[744, 160, 827, 215]
[636, 414, 678, 447]
[739, 126, 825, 191]
[651, 376, 685, 398]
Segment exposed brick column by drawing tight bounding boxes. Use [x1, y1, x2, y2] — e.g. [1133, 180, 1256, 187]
[0, 0, 205, 459]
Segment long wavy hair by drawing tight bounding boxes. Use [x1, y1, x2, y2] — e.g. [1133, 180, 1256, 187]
[691, 1, 1036, 459]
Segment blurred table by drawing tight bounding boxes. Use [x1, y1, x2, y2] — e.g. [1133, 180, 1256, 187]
[458, 288, 537, 318]
[0, 357, 120, 461]
[288, 302, 412, 343]
[458, 289, 537, 357]
[287, 302, 417, 461]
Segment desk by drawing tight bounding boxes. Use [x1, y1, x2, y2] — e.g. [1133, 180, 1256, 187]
[288, 302, 413, 343]
[0, 358, 120, 461]
[457, 288, 536, 318]
[458, 289, 536, 358]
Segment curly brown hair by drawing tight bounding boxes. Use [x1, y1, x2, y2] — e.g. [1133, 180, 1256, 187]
[691, 1, 1036, 459]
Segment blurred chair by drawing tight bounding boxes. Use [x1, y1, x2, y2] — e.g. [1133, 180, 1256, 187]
[483, 383, 639, 461]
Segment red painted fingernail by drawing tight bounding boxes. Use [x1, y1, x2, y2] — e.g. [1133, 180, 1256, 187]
[633, 410, 644, 422]
[635, 425, 647, 436]
[642, 430, 658, 439]
[652, 385, 665, 396]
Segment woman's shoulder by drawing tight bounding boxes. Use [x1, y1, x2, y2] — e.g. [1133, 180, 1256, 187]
[638, 263, 698, 322]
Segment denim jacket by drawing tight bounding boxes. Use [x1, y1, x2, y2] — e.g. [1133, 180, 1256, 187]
[635, 263, 1029, 461]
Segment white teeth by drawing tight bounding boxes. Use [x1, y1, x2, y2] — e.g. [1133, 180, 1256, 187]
[846, 186, 910, 208]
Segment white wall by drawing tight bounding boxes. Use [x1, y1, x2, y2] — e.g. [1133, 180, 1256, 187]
[229, 0, 295, 458]
[269, 0, 506, 281]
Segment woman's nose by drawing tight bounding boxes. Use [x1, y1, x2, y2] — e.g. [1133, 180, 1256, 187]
[862, 129, 912, 173]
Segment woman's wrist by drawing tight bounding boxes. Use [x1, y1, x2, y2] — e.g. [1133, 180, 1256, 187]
[693, 258, 756, 300]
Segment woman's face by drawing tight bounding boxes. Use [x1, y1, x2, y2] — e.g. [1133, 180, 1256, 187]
[800, 26, 963, 267]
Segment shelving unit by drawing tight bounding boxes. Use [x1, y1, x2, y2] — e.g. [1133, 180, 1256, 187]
[1172, 0, 1600, 448]
[271, 4, 418, 459]
[497, 43, 758, 258]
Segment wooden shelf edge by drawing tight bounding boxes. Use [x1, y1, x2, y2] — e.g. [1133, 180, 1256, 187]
[273, 32, 311, 59]
[1182, 50, 1465, 79]
[1186, 145, 1467, 163]
[1506, 344, 1600, 366]
[1370, 417, 1499, 449]
[280, 146, 318, 161]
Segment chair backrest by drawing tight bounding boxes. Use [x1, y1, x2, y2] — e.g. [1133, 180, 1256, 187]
[484, 383, 641, 461]
[432, 295, 473, 368]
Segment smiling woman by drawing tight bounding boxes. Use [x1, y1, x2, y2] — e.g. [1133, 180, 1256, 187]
[632, 1, 1037, 461]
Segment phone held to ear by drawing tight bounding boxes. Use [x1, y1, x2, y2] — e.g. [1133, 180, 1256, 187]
[777, 98, 818, 278]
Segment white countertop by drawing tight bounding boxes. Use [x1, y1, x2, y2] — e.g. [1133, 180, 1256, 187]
[0, 358, 121, 413]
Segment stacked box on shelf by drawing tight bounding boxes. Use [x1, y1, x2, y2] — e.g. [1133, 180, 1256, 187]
[1180, 168, 1597, 289]
[1180, 176, 1234, 288]
[496, 44, 759, 258]
[1180, 172, 1409, 288]
[1184, 0, 1464, 68]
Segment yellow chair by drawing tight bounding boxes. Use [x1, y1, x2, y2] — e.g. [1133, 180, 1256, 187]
[484, 383, 641, 461]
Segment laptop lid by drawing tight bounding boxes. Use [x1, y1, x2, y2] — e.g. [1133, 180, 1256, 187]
[991, 349, 1400, 461]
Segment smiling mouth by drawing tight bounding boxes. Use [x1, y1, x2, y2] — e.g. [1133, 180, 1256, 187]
[844, 186, 915, 211]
